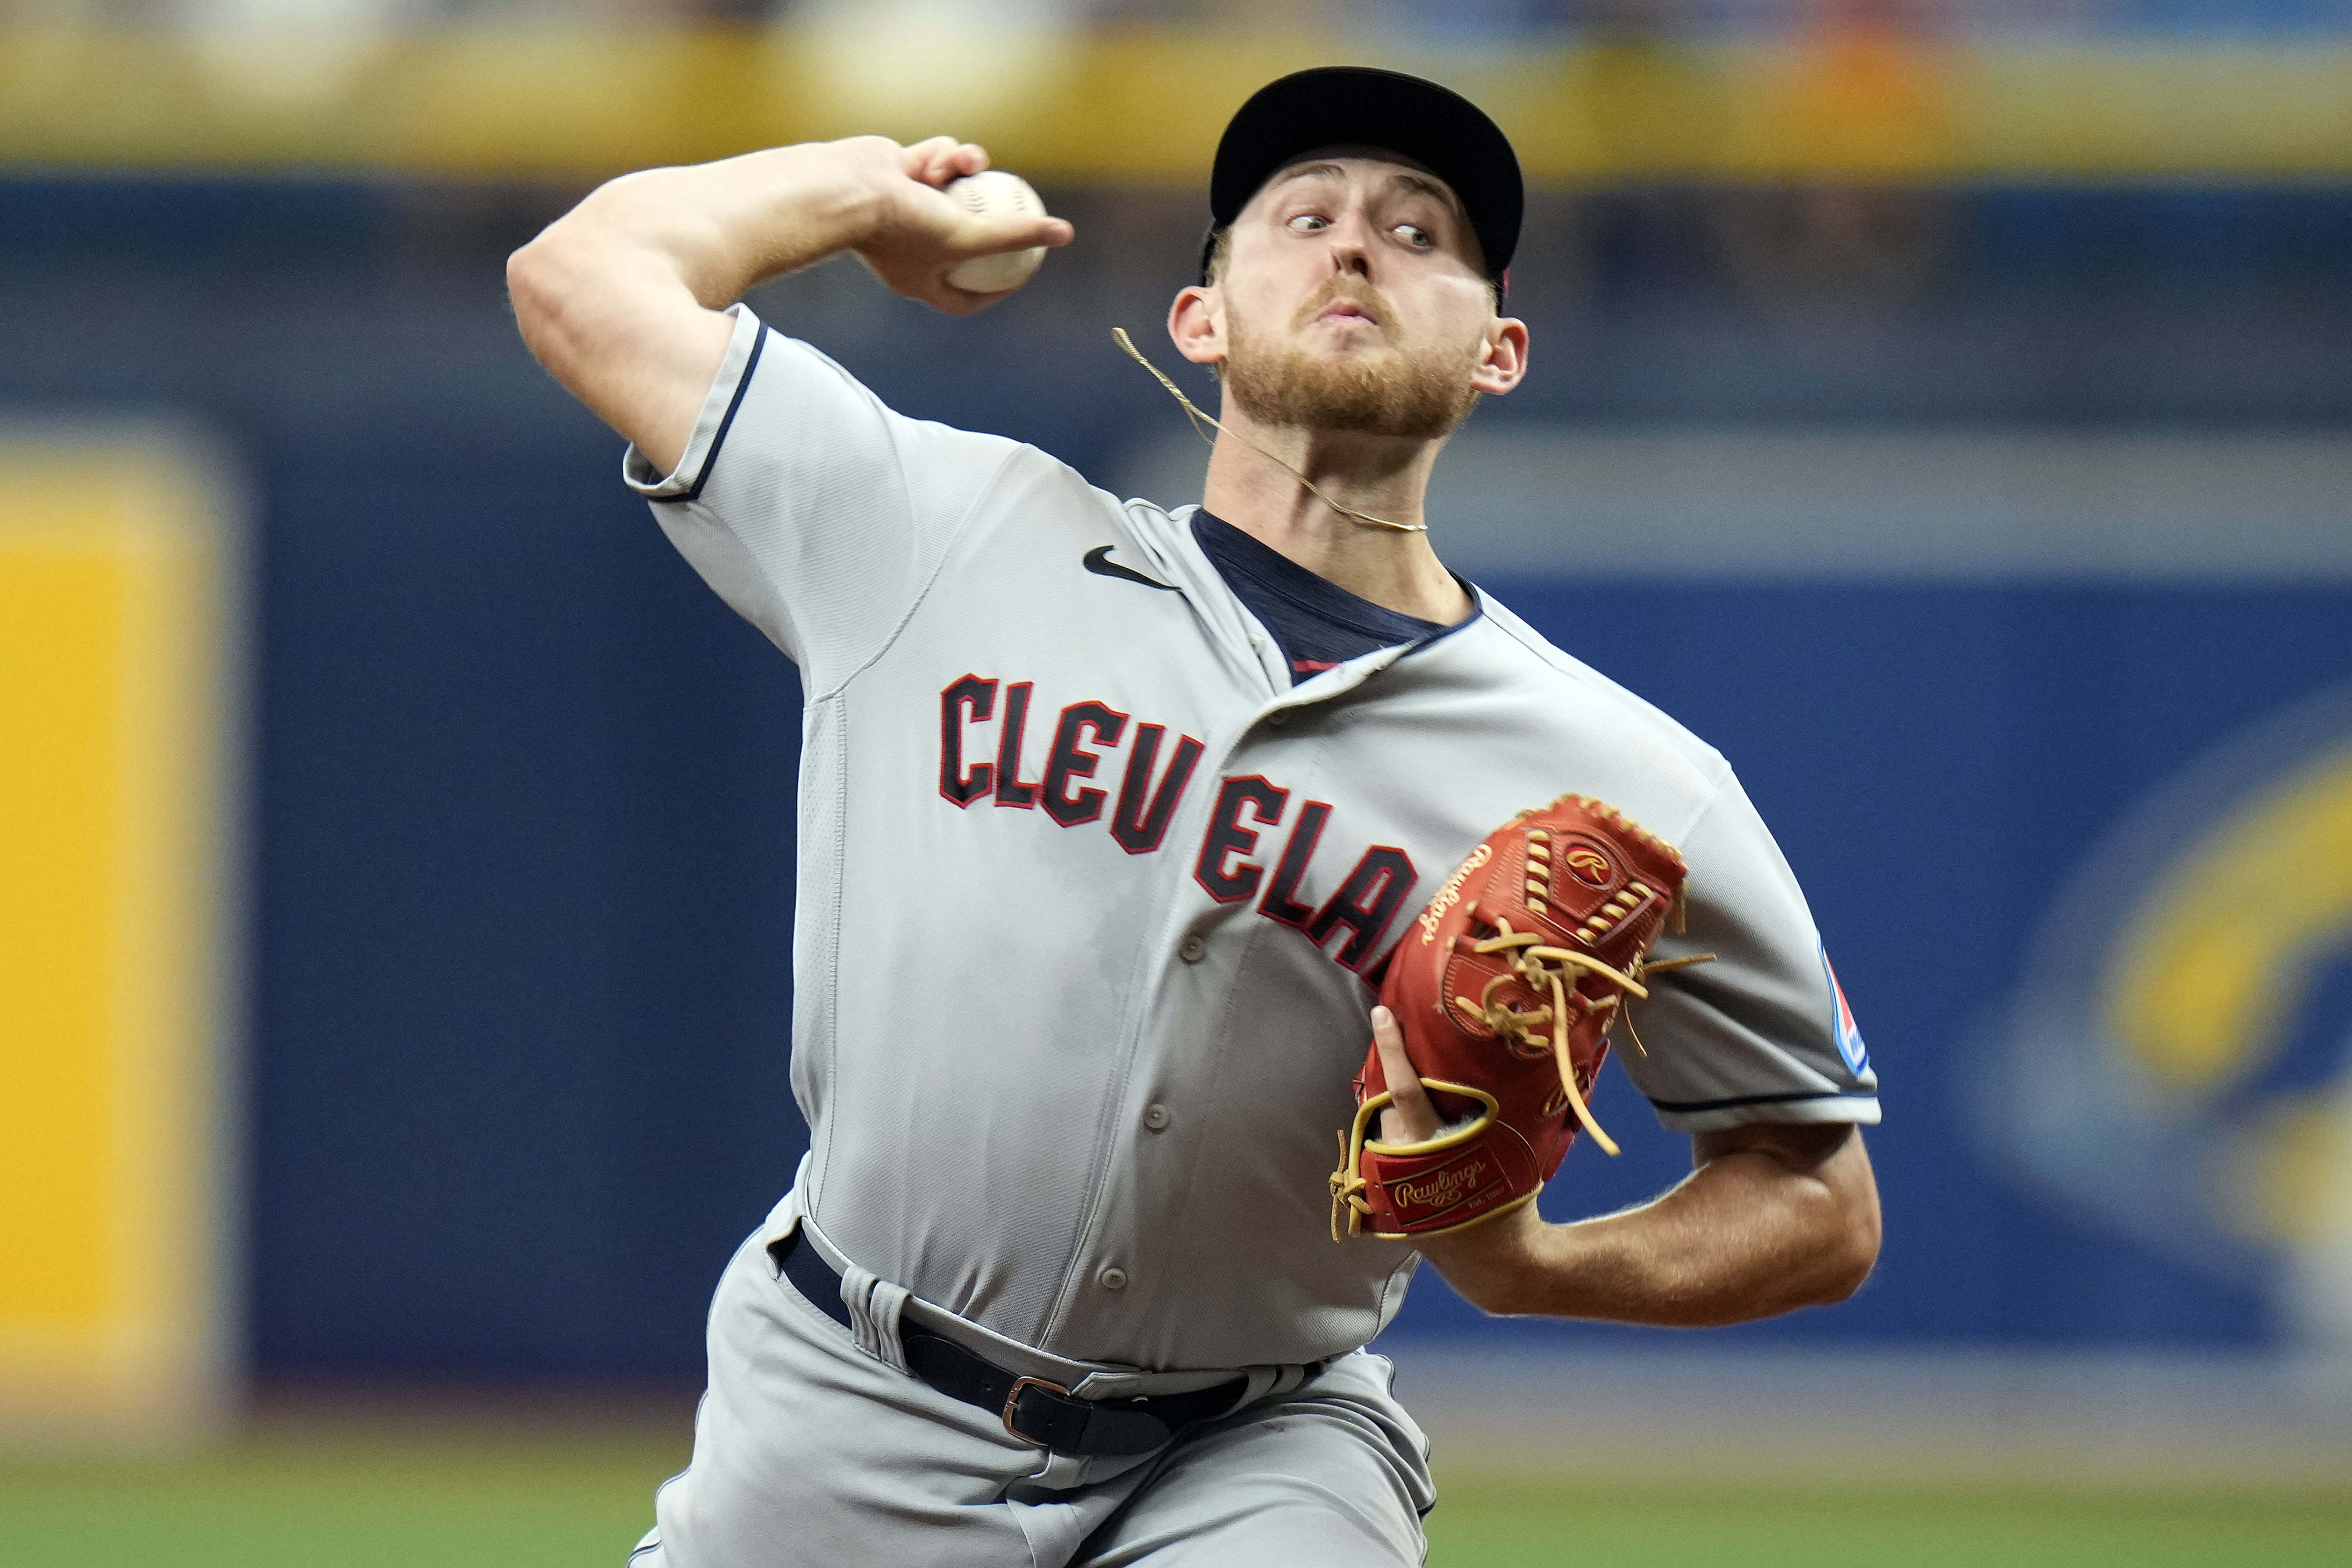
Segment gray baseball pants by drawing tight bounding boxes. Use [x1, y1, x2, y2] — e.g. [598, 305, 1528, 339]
[627, 1219, 1435, 1567]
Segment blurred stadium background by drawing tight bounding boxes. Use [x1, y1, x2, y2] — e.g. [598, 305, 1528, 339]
[6, 1, 2352, 1563]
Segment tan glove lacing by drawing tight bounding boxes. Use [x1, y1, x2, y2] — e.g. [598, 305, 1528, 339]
[1333, 808, 1719, 1240]
[1453, 919, 1649, 1158]
[1328, 1079, 1503, 1241]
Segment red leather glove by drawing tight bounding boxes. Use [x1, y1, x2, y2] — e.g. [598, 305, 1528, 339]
[1331, 795, 1696, 1241]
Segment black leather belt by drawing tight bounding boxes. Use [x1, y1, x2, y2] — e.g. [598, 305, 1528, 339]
[770, 1229, 1247, 1457]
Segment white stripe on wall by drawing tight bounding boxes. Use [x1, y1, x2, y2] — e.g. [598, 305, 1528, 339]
[1116, 426, 2352, 581]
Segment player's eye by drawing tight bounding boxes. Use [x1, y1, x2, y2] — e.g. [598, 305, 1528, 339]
[1286, 213, 1331, 232]
[1393, 223, 1434, 249]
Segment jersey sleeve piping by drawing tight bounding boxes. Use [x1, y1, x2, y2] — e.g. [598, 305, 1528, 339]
[622, 307, 768, 502]
[668, 323, 769, 505]
[1460, 595, 1881, 1125]
[799, 438, 1029, 707]
[1645, 1088, 1879, 1114]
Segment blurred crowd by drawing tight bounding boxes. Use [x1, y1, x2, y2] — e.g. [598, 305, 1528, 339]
[6, 0, 2347, 38]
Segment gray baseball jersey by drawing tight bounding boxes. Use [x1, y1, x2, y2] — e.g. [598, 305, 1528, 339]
[626, 304, 1880, 1375]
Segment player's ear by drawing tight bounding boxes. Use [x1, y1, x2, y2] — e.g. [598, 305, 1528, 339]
[1470, 315, 1528, 396]
[1168, 284, 1224, 368]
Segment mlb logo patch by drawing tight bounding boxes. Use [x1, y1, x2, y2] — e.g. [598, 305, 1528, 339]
[1819, 944, 1869, 1076]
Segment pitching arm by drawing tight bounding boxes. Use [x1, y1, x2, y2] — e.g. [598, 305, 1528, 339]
[507, 137, 1072, 475]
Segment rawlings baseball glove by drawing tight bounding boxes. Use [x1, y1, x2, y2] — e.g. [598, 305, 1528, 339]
[1329, 795, 1705, 1242]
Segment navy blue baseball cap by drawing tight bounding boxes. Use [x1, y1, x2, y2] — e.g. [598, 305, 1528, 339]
[1201, 66, 1523, 291]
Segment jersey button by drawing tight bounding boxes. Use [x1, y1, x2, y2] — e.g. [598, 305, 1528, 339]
[1142, 1103, 1172, 1132]
[1178, 935, 1206, 964]
[1268, 710, 1290, 726]
[1098, 1266, 1128, 1292]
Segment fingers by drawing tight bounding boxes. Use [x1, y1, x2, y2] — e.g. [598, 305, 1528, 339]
[958, 218, 1076, 270]
[929, 281, 1009, 316]
[899, 137, 958, 185]
[921, 216, 1075, 314]
[1373, 1006, 1443, 1145]
[881, 263, 1020, 319]
[951, 212, 1072, 254]
[902, 136, 988, 188]
[864, 141, 1074, 315]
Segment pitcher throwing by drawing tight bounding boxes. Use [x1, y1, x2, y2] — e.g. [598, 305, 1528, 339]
[509, 66, 1882, 1567]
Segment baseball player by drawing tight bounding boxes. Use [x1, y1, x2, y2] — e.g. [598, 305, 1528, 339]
[510, 66, 1880, 1568]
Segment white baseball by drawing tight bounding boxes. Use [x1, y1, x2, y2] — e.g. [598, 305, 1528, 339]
[942, 170, 1049, 294]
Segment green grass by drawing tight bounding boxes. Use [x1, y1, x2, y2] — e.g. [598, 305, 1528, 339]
[0, 1426, 685, 1568]
[1424, 1480, 2352, 1567]
[4, 1429, 2349, 1566]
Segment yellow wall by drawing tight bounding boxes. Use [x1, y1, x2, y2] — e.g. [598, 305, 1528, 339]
[0, 431, 236, 1444]
[0, 30, 2346, 182]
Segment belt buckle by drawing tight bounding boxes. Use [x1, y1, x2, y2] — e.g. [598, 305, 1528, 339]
[1001, 1374, 1071, 1443]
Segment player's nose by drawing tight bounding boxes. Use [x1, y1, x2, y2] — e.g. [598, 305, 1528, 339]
[1311, 199, 1374, 273]
[1324, 218, 1373, 281]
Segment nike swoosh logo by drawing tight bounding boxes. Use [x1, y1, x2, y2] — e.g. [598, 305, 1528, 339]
[1083, 545, 1178, 591]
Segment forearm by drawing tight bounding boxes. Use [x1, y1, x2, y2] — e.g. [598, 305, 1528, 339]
[1421, 1124, 1880, 1326]
[507, 143, 886, 468]
[525, 144, 885, 319]
[508, 136, 1066, 473]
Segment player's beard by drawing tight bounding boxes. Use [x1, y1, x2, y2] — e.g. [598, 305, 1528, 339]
[1222, 279, 1483, 441]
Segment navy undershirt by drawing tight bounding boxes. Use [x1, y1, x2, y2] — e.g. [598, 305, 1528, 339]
[1192, 509, 1450, 684]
